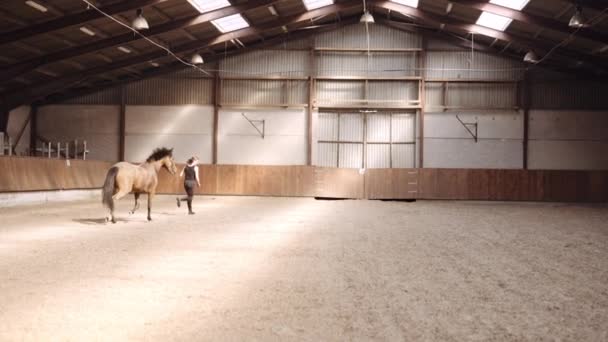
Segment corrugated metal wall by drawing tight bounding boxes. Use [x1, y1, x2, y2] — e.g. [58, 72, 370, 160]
[316, 52, 418, 77]
[222, 79, 308, 106]
[315, 24, 421, 49]
[316, 112, 415, 168]
[425, 51, 523, 80]
[44, 23, 608, 170]
[126, 77, 213, 105]
[530, 81, 608, 109]
[61, 87, 121, 105]
[220, 50, 310, 78]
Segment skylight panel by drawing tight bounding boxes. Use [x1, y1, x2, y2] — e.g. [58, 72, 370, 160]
[187, 0, 230, 14]
[390, 0, 419, 8]
[476, 11, 512, 31]
[211, 14, 249, 33]
[489, 0, 530, 10]
[302, 0, 333, 11]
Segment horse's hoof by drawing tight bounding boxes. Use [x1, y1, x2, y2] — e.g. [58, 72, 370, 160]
[112, 220, 117, 224]
[129, 211, 134, 215]
[147, 217, 152, 222]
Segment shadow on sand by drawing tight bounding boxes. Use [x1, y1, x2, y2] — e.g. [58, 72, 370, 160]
[72, 218, 129, 225]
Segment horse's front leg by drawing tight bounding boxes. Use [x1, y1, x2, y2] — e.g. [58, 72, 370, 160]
[147, 192, 155, 221]
[129, 192, 140, 214]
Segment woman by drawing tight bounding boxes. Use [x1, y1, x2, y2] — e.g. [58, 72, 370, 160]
[176, 156, 200, 215]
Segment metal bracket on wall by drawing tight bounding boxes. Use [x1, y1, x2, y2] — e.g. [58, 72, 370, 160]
[241, 113, 265, 139]
[455, 114, 478, 142]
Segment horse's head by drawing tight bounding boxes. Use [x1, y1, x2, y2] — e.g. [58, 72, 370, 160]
[162, 153, 178, 175]
[147, 147, 177, 175]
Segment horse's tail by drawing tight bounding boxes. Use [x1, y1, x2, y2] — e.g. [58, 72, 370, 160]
[102, 166, 119, 211]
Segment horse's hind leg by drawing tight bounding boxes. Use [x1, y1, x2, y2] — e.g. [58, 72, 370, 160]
[147, 192, 155, 221]
[109, 189, 130, 223]
[129, 193, 140, 214]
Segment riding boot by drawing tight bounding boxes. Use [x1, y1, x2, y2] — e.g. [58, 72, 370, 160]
[187, 198, 194, 215]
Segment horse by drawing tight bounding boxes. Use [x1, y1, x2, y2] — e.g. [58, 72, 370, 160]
[102, 147, 177, 223]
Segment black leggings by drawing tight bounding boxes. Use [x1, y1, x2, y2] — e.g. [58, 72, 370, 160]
[184, 180, 196, 197]
[181, 180, 197, 212]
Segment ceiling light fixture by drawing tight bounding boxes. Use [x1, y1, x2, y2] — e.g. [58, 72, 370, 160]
[569, 6, 586, 28]
[132, 8, 149, 30]
[360, 0, 374, 24]
[25, 0, 48, 12]
[523, 50, 538, 63]
[360, 11, 375, 23]
[191, 53, 204, 65]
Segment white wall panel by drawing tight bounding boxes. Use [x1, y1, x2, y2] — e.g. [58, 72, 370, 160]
[424, 111, 522, 139]
[424, 139, 523, 169]
[528, 141, 608, 170]
[125, 105, 213, 163]
[218, 109, 306, 165]
[37, 105, 119, 161]
[423, 110, 522, 169]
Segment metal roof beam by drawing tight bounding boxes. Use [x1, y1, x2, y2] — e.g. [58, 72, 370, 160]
[0, 2, 361, 111]
[449, 0, 608, 45]
[0, 0, 172, 46]
[371, 0, 608, 71]
[0, 0, 281, 83]
[43, 20, 355, 105]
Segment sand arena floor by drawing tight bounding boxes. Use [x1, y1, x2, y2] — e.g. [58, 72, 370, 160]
[0, 195, 607, 341]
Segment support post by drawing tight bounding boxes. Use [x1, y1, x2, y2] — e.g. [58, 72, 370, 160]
[307, 76, 314, 165]
[307, 42, 316, 166]
[29, 104, 38, 156]
[212, 73, 220, 165]
[419, 36, 427, 168]
[119, 86, 126, 161]
[522, 71, 530, 169]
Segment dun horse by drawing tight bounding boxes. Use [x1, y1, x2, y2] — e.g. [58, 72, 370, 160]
[102, 147, 177, 223]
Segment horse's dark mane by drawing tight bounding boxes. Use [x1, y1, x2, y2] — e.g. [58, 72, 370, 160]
[146, 147, 173, 162]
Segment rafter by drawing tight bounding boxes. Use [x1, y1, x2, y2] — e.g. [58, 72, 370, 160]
[0, 2, 362, 111]
[0, 0, 280, 83]
[371, 0, 608, 71]
[43, 21, 355, 105]
[449, 0, 608, 45]
[0, 0, 172, 46]
[562, 0, 607, 12]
